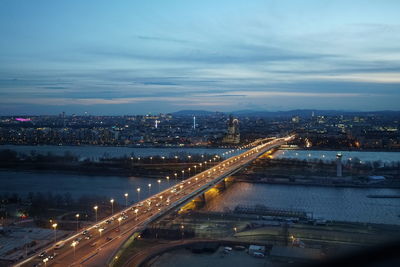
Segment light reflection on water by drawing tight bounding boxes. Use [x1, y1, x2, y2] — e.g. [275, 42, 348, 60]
[204, 182, 400, 225]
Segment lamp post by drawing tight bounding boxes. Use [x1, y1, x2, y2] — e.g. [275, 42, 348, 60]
[148, 183, 152, 195]
[181, 170, 184, 180]
[124, 193, 129, 208]
[137, 187, 141, 201]
[71, 241, 77, 258]
[134, 209, 138, 220]
[52, 223, 58, 243]
[75, 213, 80, 231]
[166, 176, 170, 185]
[174, 173, 177, 181]
[93, 205, 98, 223]
[194, 165, 197, 174]
[181, 225, 185, 239]
[118, 217, 122, 229]
[188, 168, 191, 176]
[110, 199, 114, 216]
[157, 179, 161, 192]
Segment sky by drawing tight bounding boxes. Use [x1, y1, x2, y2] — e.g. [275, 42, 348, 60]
[0, 0, 400, 115]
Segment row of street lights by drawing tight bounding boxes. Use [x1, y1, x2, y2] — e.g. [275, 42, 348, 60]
[45, 141, 271, 266]
[89, 147, 250, 227]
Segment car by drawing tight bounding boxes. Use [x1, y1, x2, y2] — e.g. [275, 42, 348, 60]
[105, 237, 112, 241]
[54, 242, 65, 250]
[48, 253, 57, 260]
[82, 230, 89, 235]
[84, 235, 92, 240]
[38, 252, 47, 258]
[90, 242, 97, 247]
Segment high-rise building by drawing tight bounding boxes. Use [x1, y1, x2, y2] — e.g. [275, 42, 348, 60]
[222, 115, 240, 144]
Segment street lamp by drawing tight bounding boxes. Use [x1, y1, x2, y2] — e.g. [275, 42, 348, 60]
[166, 176, 170, 185]
[137, 187, 141, 201]
[71, 241, 77, 258]
[124, 193, 129, 208]
[181, 170, 184, 180]
[150, 156, 153, 164]
[174, 173, 177, 180]
[157, 179, 161, 192]
[188, 155, 191, 162]
[194, 165, 197, 174]
[99, 228, 103, 237]
[188, 168, 191, 176]
[110, 199, 114, 216]
[181, 224, 185, 239]
[75, 213, 80, 231]
[161, 156, 165, 163]
[52, 223, 58, 243]
[93, 206, 98, 223]
[134, 208, 139, 220]
[148, 183, 152, 195]
[118, 217, 122, 229]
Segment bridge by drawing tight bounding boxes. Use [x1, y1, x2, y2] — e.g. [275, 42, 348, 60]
[16, 135, 295, 267]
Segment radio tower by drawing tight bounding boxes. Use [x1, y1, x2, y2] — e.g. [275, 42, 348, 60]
[193, 116, 196, 130]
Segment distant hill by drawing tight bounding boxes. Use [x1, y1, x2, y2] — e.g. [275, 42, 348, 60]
[231, 109, 400, 117]
[172, 110, 218, 116]
[173, 109, 400, 118]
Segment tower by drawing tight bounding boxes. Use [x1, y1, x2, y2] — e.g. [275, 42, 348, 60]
[193, 116, 196, 130]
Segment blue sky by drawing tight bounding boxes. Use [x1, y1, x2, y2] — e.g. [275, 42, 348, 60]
[0, 0, 399, 115]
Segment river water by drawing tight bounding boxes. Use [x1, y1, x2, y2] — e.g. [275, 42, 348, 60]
[0, 171, 179, 205]
[204, 182, 400, 225]
[0, 145, 238, 160]
[275, 149, 400, 164]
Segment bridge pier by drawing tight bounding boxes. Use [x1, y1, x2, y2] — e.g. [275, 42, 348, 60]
[192, 193, 207, 209]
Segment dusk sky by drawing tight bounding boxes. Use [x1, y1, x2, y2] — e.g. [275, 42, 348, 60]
[1, 0, 399, 115]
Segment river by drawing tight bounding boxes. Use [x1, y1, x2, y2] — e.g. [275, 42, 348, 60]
[0, 145, 241, 160]
[275, 149, 400, 164]
[0, 171, 179, 205]
[204, 182, 400, 225]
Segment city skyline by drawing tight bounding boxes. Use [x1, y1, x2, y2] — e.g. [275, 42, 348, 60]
[1, 0, 400, 115]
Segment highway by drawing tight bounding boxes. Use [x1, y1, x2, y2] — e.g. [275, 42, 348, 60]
[16, 135, 295, 267]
